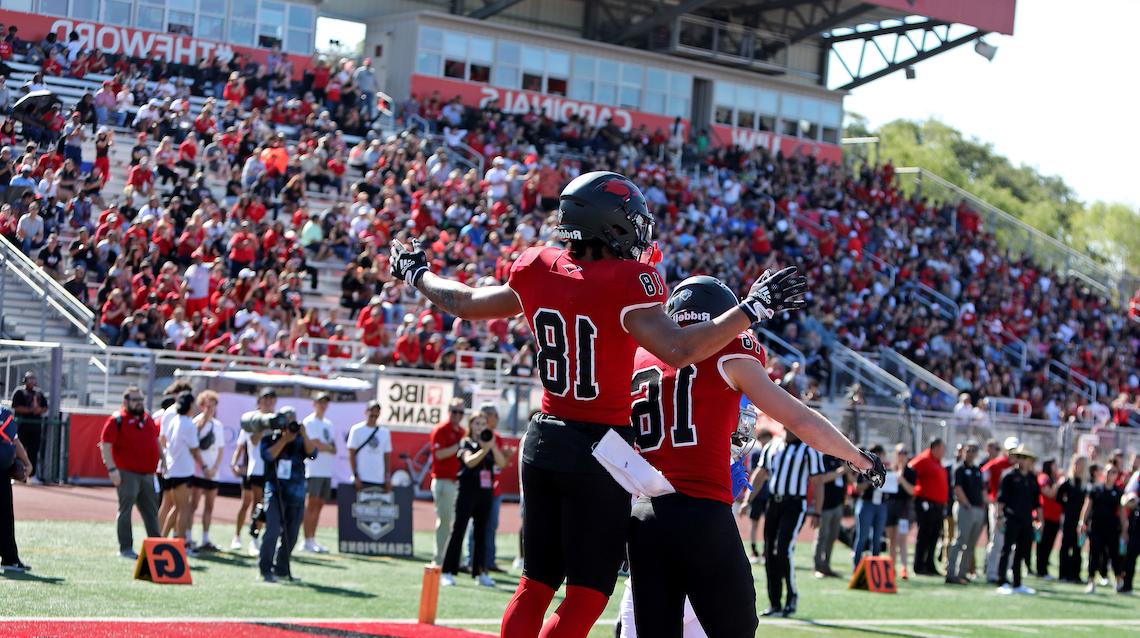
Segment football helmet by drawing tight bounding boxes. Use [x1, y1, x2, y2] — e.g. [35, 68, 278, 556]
[556, 171, 653, 260]
[665, 275, 739, 326]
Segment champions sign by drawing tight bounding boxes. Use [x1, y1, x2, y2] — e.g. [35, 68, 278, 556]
[0, 9, 310, 77]
[411, 74, 685, 135]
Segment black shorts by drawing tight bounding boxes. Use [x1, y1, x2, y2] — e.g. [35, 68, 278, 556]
[242, 474, 267, 490]
[628, 493, 758, 638]
[519, 413, 633, 595]
[191, 476, 220, 490]
[158, 475, 171, 492]
[886, 498, 910, 527]
[748, 484, 770, 521]
[166, 475, 194, 489]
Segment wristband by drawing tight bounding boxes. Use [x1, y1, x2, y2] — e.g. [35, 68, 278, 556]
[409, 265, 428, 287]
[737, 301, 761, 324]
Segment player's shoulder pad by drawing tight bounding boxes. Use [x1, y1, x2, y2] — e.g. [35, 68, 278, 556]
[509, 245, 556, 274]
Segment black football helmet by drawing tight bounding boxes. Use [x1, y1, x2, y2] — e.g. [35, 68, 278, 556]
[557, 171, 653, 260]
[665, 275, 739, 326]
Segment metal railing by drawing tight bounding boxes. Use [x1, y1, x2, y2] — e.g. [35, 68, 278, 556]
[754, 327, 806, 371]
[427, 134, 485, 176]
[985, 397, 1032, 421]
[902, 281, 958, 321]
[996, 329, 1028, 370]
[294, 336, 370, 364]
[829, 343, 910, 407]
[1046, 359, 1097, 404]
[895, 167, 1130, 304]
[0, 236, 105, 346]
[878, 347, 957, 409]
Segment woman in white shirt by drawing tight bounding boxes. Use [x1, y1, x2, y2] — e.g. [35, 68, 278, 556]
[232, 413, 268, 553]
[161, 392, 203, 551]
[190, 391, 224, 552]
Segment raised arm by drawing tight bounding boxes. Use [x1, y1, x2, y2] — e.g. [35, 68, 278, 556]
[625, 266, 809, 369]
[389, 239, 521, 320]
[726, 357, 868, 470]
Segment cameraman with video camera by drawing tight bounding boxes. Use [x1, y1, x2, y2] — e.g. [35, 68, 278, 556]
[255, 405, 317, 583]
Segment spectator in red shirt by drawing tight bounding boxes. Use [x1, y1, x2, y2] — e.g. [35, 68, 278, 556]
[126, 158, 155, 196]
[393, 328, 421, 367]
[983, 437, 1019, 582]
[1035, 458, 1062, 578]
[98, 386, 161, 558]
[909, 437, 948, 576]
[429, 398, 467, 565]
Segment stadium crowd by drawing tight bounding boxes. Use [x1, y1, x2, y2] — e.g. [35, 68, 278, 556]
[0, 29, 1138, 430]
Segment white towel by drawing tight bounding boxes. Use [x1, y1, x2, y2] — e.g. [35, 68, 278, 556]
[592, 430, 676, 497]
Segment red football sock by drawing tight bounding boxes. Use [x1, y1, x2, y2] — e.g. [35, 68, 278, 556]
[501, 577, 556, 638]
[537, 585, 609, 638]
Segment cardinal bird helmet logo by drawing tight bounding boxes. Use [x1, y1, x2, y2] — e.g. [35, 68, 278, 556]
[602, 179, 632, 199]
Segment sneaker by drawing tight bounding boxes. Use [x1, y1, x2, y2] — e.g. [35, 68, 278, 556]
[512, 557, 524, 570]
[186, 547, 199, 558]
[230, 537, 243, 551]
[1, 561, 31, 572]
[1098, 577, 1110, 587]
[258, 572, 278, 584]
[1085, 582, 1096, 594]
[1014, 585, 1036, 595]
[478, 573, 496, 587]
[749, 555, 761, 564]
[901, 567, 909, 581]
[996, 584, 1014, 595]
[198, 542, 218, 553]
[311, 543, 329, 554]
[302, 540, 318, 553]
[119, 549, 139, 560]
[486, 564, 506, 573]
[441, 573, 456, 587]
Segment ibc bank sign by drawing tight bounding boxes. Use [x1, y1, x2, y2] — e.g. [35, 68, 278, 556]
[411, 74, 682, 135]
[0, 9, 309, 76]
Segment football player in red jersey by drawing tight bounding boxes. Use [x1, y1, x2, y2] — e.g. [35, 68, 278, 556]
[389, 171, 809, 638]
[623, 276, 885, 638]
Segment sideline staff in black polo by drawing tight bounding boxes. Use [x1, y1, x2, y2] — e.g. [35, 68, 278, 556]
[995, 445, 1041, 595]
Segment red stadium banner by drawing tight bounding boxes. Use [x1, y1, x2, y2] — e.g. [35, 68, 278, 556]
[709, 123, 843, 163]
[865, 0, 1016, 35]
[410, 74, 687, 136]
[0, 9, 311, 78]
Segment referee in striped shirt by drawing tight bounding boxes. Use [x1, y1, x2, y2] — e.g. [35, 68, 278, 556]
[748, 429, 825, 617]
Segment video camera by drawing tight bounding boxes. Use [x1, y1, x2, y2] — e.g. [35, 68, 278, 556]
[240, 406, 302, 435]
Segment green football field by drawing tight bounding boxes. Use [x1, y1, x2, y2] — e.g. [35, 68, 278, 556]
[3, 520, 1139, 637]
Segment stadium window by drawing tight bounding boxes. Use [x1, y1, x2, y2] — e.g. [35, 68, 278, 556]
[821, 102, 842, 144]
[259, 0, 286, 45]
[3, 0, 31, 11]
[288, 3, 314, 30]
[595, 81, 616, 105]
[197, 15, 224, 41]
[546, 50, 569, 96]
[200, 0, 227, 15]
[104, 0, 131, 24]
[72, 0, 100, 20]
[758, 115, 776, 131]
[469, 63, 491, 83]
[522, 72, 543, 93]
[137, 4, 164, 31]
[570, 55, 596, 102]
[494, 40, 521, 89]
[419, 27, 443, 52]
[230, 20, 255, 46]
[170, 0, 195, 11]
[666, 95, 689, 119]
[169, 10, 195, 35]
[780, 94, 801, 137]
[670, 72, 691, 100]
[521, 45, 544, 74]
[644, 91, 665, 115]
[714, 105, 733, 125]
[286, 29, 312, 54]
[443, 59, 467, 79]
[285, 5, 314, 53]
[619, 63, 642, 109]
[737, 109, 755, 129]
[40, 0, 67, 17]
[416, 51, 441, 76]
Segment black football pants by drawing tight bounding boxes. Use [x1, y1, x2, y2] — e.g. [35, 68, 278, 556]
[914, 498, 944, 574]
[764, 497, 806, 609]
[997, 516, 1032, 588]
[628, 493, 757, 638]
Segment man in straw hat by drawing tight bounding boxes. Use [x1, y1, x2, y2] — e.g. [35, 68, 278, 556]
[995, 444, 1040, 595]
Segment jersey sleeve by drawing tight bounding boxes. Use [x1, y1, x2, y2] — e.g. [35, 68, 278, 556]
[618, 263, 669, 332]
[99, 415, 119, 445]
[714, 332, 768, 391]
[506, 245, 546, 301]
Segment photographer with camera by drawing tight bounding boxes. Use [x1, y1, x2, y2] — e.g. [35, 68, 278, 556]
[441, 413, 507, 588]
[348, 400, 392, 491]
[231, 388, 275, 553]
[257, 405, 317, 583]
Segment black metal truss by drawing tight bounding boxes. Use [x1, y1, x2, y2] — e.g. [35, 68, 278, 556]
[826, 21, 988, 90]
[467, 0, 526, 20]
[607, 0, 722, 44]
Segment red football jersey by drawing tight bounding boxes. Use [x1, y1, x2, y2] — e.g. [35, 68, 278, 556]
[508, 246, 667, 426]
[632, 333, 767, 504]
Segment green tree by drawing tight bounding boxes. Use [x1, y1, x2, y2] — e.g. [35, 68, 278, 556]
[859, 117, 1140, 275]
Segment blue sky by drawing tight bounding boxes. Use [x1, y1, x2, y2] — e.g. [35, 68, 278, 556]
[318, 1, 1136, 206]
[843, 0, 1138, 206]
